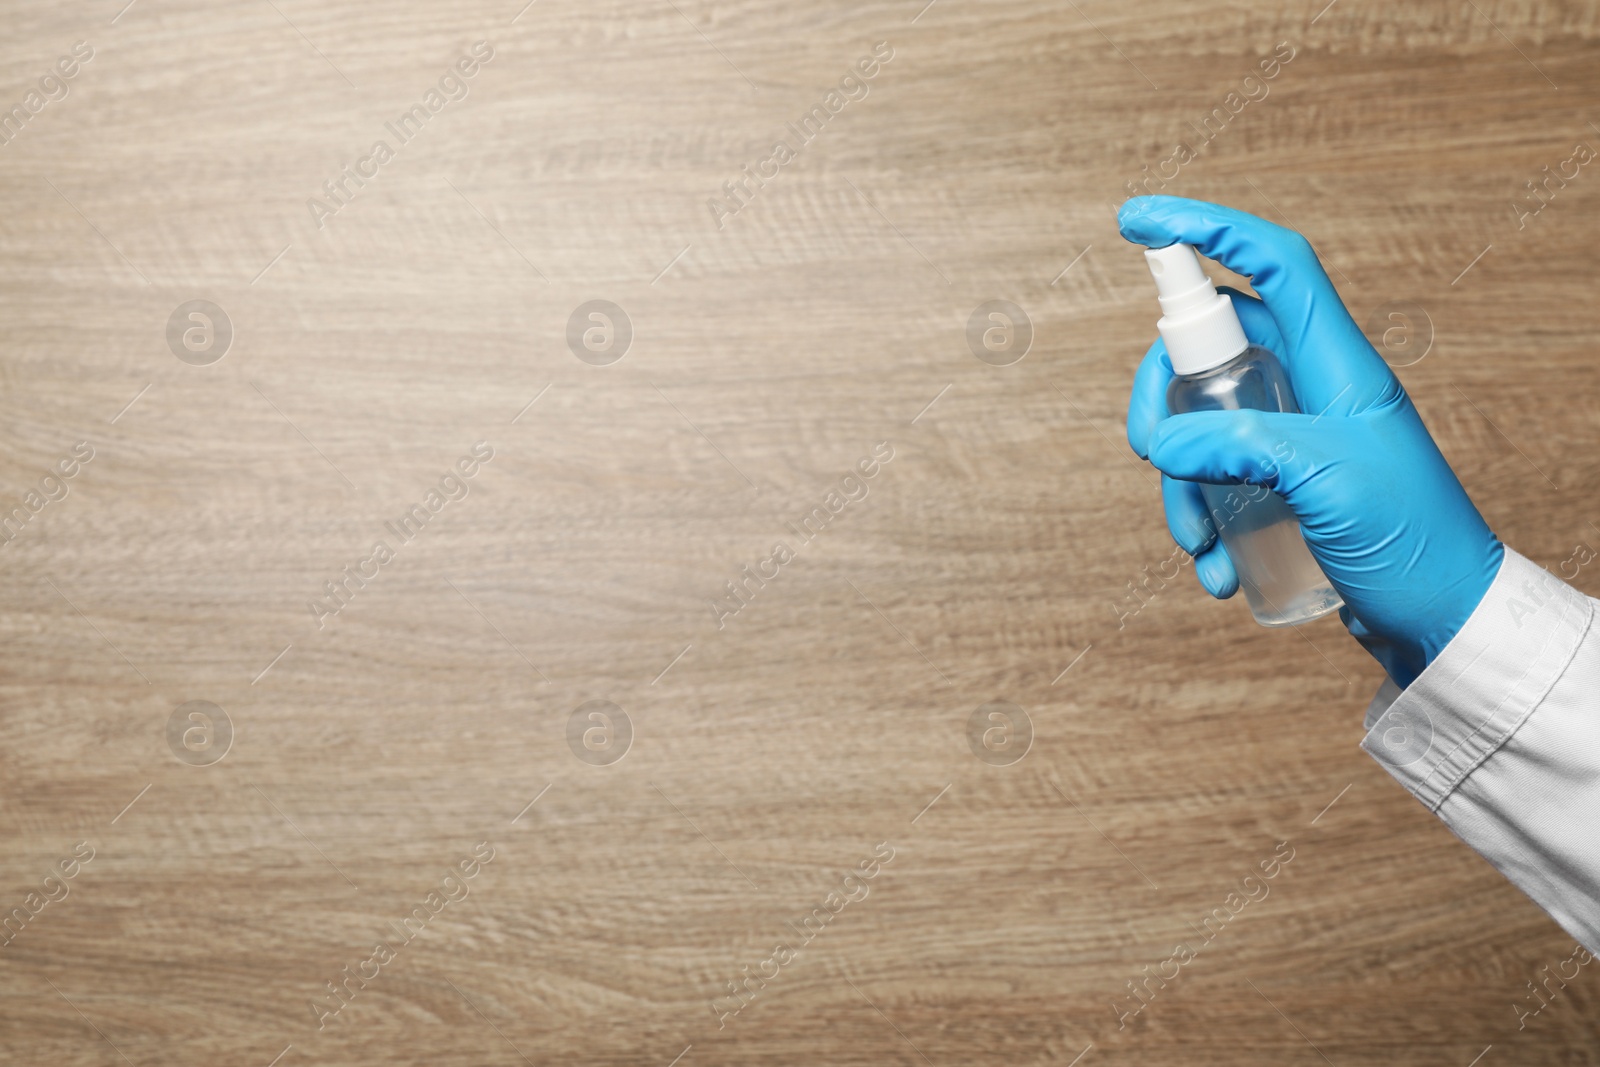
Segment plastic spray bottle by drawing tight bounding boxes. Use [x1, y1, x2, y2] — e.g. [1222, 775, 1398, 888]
[1142, 243, 1342, 627]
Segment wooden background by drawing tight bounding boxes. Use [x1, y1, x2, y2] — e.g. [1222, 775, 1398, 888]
[3, 0, 1599, 1063]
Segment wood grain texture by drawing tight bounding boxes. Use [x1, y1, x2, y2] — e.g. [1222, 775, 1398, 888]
[2, 0, 1600, 1063]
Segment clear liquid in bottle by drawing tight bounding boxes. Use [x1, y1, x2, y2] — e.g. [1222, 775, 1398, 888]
[1166, 345, 1343, 627]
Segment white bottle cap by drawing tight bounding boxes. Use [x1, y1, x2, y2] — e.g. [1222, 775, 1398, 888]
[1143, 243, 1249, 375]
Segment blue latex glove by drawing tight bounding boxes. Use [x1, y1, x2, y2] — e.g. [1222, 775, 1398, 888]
[1118, 196, 1504, 688]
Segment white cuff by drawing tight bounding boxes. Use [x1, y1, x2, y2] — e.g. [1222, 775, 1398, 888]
[1361, 549, 1593, 811]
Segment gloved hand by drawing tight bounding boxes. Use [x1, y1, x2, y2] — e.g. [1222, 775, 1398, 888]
[1118, 195, 1504, 688]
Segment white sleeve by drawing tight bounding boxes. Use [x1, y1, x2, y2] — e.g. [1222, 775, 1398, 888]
[1362, 548, 1600, 954]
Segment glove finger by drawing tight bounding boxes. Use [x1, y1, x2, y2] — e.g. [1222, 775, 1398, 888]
[1194, 539, 1240, 599]
[1162, 473, 1216, 555]
[1129, 292, 1285, 457]
[1147, 409, 1327, 503]
[1118, 196, 1401, 417]
[1126, 337, 1172, 459]
[1165, 474, 1241, 597]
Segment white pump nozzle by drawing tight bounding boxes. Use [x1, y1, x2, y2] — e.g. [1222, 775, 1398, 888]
[1142, 244, 1249, 375]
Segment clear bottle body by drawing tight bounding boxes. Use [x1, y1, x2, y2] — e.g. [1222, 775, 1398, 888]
[1166, 345, 1343, 627]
